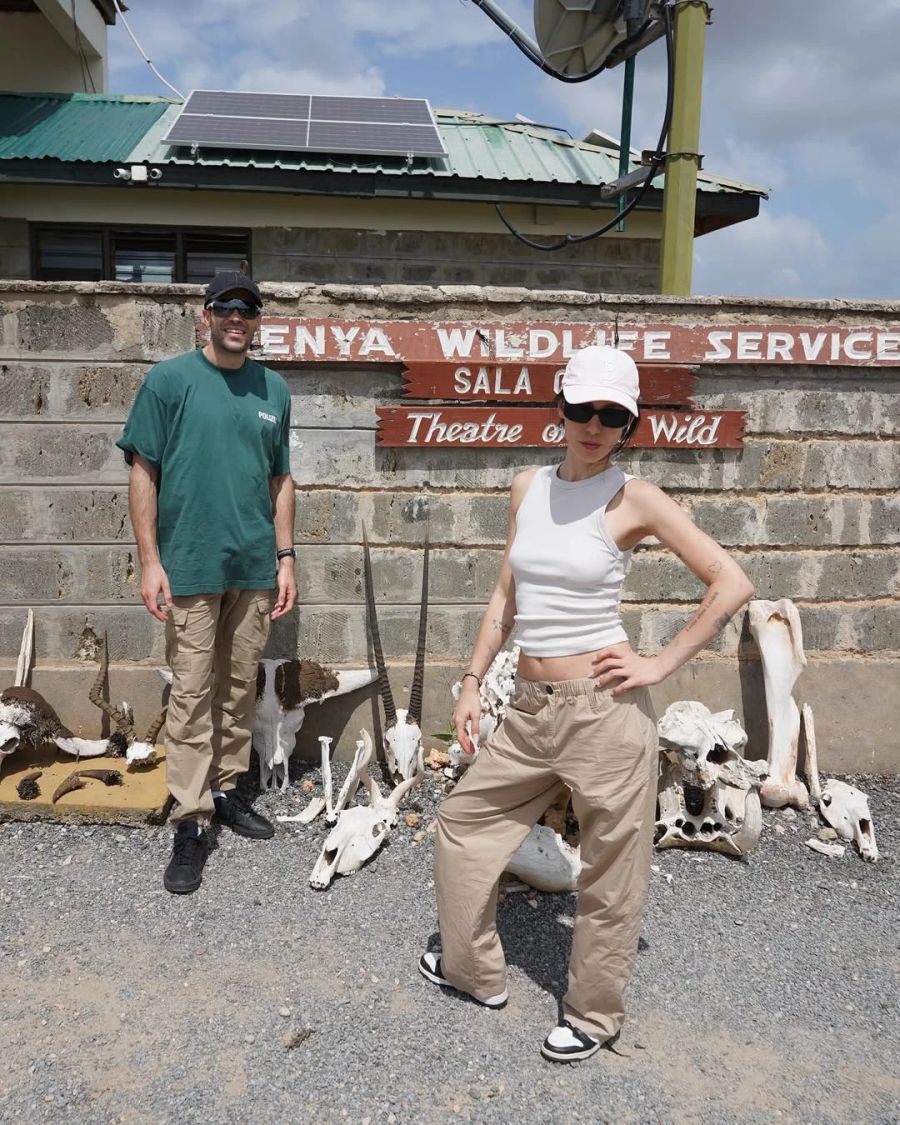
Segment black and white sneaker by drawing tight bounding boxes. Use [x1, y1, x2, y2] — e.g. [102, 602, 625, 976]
[418, 952, 508, 1009]
[540, 1019, 601, 1062]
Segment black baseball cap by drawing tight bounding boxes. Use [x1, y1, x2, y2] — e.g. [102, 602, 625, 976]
[204, 271, 262, 307]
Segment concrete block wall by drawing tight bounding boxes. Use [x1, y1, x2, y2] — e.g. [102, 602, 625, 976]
[0, 281, 898, 774]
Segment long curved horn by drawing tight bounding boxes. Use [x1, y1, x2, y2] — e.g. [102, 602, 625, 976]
[389, 747, 424, 809]
[88, 632, 135, 739]
[363, 528, 397, 727]
[406, 534, 429, 726]
[143, 708, 167, 745]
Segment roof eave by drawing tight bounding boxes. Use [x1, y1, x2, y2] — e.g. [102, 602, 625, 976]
[0, 159, 763, 229]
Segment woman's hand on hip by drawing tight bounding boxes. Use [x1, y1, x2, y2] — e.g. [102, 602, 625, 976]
[592, 649, 667, 694]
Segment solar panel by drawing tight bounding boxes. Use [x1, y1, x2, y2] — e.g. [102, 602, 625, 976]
[163, 90, 446, 158]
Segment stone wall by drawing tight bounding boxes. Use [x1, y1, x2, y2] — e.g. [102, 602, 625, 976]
[1, 281, 898, 773]
[252, 227, 660, 292]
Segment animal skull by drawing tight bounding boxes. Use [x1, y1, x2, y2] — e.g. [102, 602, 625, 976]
[802, 704, 878, 862]
[363, 530, 429, 784]
[90, 633, 165, 767]
[504, 823, 581, 892]
[445, 646, 520, 780]
[655, 700, 766, 856]
[748, 598, 809, 810]
[0, 688, 111, 764]
[252, 658, 376, 791]
[309, 734, 423, 889]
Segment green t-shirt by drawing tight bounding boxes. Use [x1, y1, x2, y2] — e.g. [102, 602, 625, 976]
[117, 348, 291, 596]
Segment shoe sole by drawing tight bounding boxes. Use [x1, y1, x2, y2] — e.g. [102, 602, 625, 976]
[418, 956, 508, 1009]
[163, 874, 202, 895]
[221, 824, 275, 839]
[540, 1040, 601, 1063]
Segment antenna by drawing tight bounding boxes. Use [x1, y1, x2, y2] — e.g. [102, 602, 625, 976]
[533, 0, 659, 78]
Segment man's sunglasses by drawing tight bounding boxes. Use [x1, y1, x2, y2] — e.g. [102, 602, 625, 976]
[561, 400, 634, 428]
[207, 299, 262, 318]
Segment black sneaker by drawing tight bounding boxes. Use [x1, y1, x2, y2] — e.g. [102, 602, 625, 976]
[213, 790, 274, 839]
[418, 951, 508, 1009]
[163, 821, 209, 895]
[540, 1019, 601, 1062]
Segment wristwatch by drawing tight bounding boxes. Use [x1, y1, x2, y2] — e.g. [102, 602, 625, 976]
[276, 547, 297, 561]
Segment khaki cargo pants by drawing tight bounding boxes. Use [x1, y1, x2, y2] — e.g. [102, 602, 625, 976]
[434, 676, 658, 1041]
[164, 589, 272, 825]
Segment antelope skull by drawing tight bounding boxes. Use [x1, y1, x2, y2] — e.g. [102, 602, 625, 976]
[655, 700, 767, 856]
[0, 687, 111, 764]
[90, 633, 164, 766]
[363, 530, 429, 785]
[802, 705, 879, 862]
[309, 734, 423, 889]
[252, 658, 376, 791]
[445, 646, 520, 780]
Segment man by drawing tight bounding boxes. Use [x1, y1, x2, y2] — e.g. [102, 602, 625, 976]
[117, 272, 297, 895]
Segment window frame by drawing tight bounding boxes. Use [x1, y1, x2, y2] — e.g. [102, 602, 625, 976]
[30, 222, 253, 283]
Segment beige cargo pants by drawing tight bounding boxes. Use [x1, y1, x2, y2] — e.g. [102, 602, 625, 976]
[164, 589, 272, 825]
[434, 676, 659, 1041]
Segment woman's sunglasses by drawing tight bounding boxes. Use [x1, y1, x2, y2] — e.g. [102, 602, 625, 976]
[207, 299, 262, 319]
[561, 400, 634, 428]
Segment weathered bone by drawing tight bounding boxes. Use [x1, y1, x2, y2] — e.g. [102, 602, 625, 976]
[14, 609, 34, 688]
[802, 705, 878, 862]
[309, 737, 423, 890]
[252, 659, 376, 791]
[363, 531, 430, 784]
[748, 598, 809, 810]
[445, 646, 519, 780]
[504, 824, 581, 892]
[655, 700, 766, 856]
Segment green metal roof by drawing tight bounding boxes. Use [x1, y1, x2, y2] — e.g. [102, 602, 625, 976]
[0, 92, 767, 202]
[0, 92, 171, 162]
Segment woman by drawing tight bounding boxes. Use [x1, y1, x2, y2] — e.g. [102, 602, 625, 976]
[418, 344, 754, 1062]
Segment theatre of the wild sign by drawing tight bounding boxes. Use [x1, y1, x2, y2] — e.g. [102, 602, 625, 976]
[251, 318, 900, 449]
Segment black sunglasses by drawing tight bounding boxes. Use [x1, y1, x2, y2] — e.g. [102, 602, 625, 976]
[561, 400, 634, 428]
[207, 299, 261, 318]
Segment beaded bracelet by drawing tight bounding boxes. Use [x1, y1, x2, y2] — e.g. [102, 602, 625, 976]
[461, 672, 482, 688]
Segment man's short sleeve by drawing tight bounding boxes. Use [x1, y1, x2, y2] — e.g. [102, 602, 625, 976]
[272, 392, 291, 476]
[116, 381, 167, 467]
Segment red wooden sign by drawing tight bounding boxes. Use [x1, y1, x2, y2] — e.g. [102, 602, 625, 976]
[375, 407, 745, 449]
[400, 362, 697, 404]
[253, 318, 900, 366]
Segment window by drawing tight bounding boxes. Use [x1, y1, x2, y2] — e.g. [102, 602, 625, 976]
[32, 225, 251, 284]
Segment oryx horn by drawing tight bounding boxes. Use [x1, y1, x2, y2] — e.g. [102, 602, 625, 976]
[406, 535, 429, 727]
[363, 529, 397, 728]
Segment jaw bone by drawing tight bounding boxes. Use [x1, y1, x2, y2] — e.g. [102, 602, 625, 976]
[802, 704, 878, 862]
[748, 599, 809, 810]
[363, 530, 429, 785]
[309, 735, 424, 889]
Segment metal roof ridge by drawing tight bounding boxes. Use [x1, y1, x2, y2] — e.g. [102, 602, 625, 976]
[0, 90, 178, 104]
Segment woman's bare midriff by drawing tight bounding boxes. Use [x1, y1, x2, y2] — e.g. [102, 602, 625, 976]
[517, 640, 632, 684]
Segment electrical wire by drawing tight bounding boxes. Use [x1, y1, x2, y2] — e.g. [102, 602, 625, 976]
[493, 0, 675, 252]
[112, 0, 184, 101]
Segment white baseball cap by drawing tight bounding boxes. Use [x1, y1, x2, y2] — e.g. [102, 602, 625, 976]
[560, 345, 640, 416]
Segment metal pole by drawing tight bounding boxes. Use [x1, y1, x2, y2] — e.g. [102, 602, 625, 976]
[616, 56, 637, 231]
[659, 0, 709, 296]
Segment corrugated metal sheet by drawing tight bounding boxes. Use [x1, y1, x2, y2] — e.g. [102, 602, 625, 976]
[0, 94, 767, 197]
[0, 92, 171, 162]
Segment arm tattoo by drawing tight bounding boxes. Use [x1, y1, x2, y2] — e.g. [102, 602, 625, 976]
[713, 613, 731, 633]
[491, 617, 513, 636]
[683, 589, 719, 633]
[708, 560, 723, 575]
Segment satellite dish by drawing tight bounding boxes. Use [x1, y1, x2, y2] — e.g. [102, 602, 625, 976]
[533, 0, 658, 78]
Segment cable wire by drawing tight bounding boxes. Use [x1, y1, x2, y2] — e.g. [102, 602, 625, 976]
[492, 1, 675, 252]
[112, 0, 184, 101]
[70, 0, 95, 93]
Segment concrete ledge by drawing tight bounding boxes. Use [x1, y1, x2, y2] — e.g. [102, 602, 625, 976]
[0, 657, 897, 775]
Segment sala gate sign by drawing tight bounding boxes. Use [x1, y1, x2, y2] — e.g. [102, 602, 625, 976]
[251, 316, 898, 450]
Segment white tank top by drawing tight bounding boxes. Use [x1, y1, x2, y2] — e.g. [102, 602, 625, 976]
[508, 464, 633, 657]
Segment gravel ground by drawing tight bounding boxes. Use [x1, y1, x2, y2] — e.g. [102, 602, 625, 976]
[0, 761, 897, 1125]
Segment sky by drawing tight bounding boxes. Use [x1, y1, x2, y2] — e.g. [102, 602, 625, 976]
[106, 0, 900, 301]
